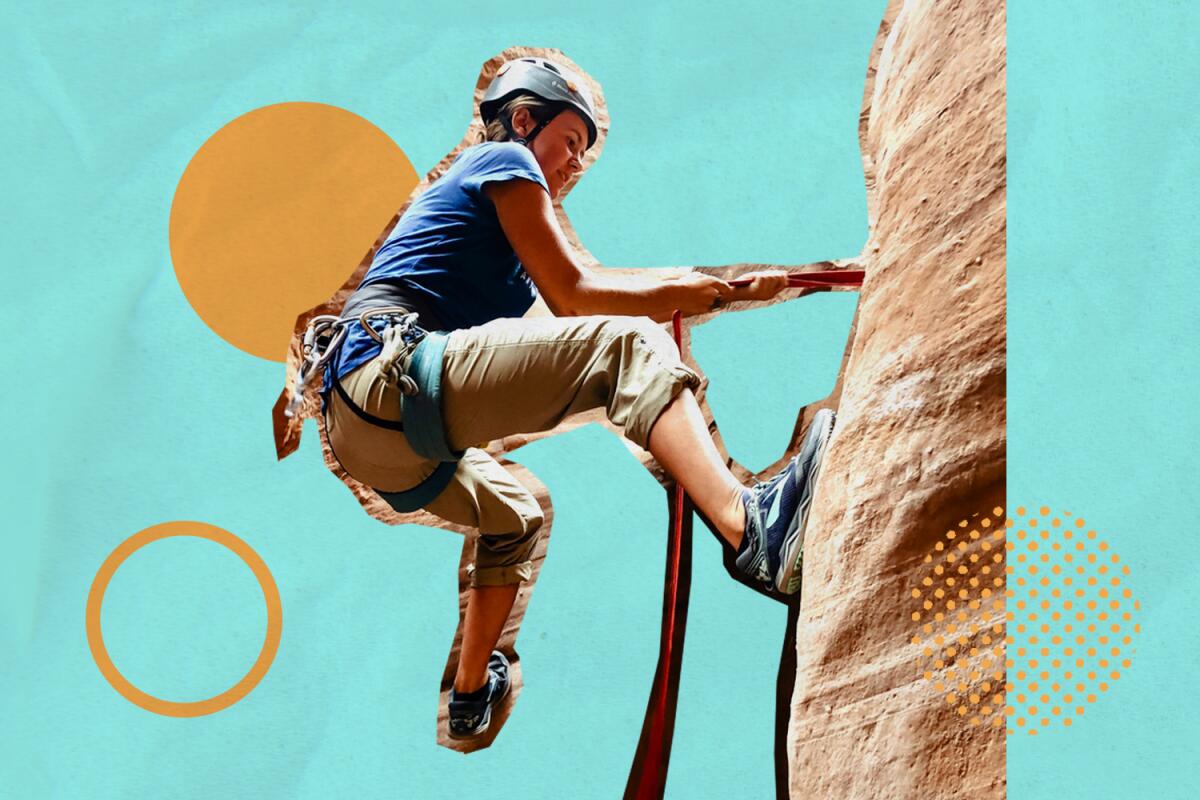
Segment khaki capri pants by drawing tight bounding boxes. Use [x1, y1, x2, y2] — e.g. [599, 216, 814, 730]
[325, 314, 703, 587]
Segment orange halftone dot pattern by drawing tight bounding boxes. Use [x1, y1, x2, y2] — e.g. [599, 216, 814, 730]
[1002, 506, 1141, 735]
[169, 102, 418, 361]
[912, 506, 1143, 736]
[911, 507, 1008, 732]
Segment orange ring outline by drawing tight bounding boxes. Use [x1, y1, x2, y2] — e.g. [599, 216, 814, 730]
[85, 521, 282, 717]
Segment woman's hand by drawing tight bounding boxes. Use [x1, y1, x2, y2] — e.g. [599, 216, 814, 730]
[662, 269, 788, 316]
[664, 272, 735, 315]
[726, 270, 790, 302]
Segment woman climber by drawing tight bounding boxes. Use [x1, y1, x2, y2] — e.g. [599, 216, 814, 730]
[314, 56, 835, 738]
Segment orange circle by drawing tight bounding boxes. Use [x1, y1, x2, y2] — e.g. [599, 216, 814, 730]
[85, 521, 282, 717]
[169, 102, 418, 360]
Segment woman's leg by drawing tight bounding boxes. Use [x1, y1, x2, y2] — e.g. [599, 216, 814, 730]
[431, 314, 762, 694]
[455, 584, 518, 693]
[440, 315, 749, 549]
[439, 315, 700, 451]
[446, 392, 752, 694]
[331, 352, 547, 699]
[422, 449, 545, 694]
[646, 388, 746, 550]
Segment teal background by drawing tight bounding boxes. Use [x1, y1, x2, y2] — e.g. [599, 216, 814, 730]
[1, 2, 1196, 799]
[0, 2, 871, 798]
[1008, 2, 1200, 798]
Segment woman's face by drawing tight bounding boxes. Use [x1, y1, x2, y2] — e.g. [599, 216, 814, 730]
[512, 107, 589, 198]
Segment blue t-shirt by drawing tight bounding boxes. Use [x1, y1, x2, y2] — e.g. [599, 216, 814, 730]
[328, 141, 549, 387]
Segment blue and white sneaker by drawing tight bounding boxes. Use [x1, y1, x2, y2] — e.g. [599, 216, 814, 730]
[448, 651, 511, 739]
[734, 408, 836, 595]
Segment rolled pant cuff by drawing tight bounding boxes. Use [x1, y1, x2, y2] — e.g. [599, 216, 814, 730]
[467, 560, 534, 587]
[625, 364, 703, 449]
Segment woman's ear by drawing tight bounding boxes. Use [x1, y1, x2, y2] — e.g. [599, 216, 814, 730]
[509, 106, 535, 139]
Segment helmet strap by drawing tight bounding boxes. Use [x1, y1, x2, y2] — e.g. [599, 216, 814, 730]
[517, 119, 551, 146]
[503, 108, 556, 148]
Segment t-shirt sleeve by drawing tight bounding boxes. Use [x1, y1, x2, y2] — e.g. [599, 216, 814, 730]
[459, 142, 549, 198]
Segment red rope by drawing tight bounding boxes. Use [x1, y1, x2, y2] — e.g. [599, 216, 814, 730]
[627, 312, 688, 799]
[628, 274, 863, 797]
[729, 268, 866, 289]
[648, 313, 687, 760]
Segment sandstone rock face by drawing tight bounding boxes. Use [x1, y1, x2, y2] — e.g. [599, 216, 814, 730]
[787, 1, 1006, 797]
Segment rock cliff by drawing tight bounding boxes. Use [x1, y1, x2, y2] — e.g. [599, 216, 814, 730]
[786, 1, 1006, 797]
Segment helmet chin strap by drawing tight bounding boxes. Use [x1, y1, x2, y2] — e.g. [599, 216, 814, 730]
[502, 111, 554, 148]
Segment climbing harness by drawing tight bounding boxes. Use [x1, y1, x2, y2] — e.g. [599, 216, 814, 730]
[285, 308, 419, 419]
[285, 308, 463, 512]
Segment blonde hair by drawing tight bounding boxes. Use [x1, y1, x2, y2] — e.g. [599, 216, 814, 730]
[483, 94, 557, 143]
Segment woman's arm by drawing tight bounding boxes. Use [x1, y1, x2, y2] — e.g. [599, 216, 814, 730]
[487, 180, 786, 321]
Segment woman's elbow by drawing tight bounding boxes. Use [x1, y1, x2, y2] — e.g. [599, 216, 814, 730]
[544, 281, 592, 317]
[549, 294, 587, 317]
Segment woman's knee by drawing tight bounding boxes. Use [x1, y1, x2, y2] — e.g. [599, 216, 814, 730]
[472, 503, 544, 587]
[593, 317, 704, 448]
[610, 315, 668, 343]
[474, 481, 544, 537]
[599, 316, 680, 366]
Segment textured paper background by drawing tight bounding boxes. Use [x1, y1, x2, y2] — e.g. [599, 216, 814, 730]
[1, 2, 1196, 798]
[1007, 2, 1199, 796]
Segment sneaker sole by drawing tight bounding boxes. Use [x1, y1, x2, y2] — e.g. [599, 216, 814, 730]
[774, 409, 836, 595]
